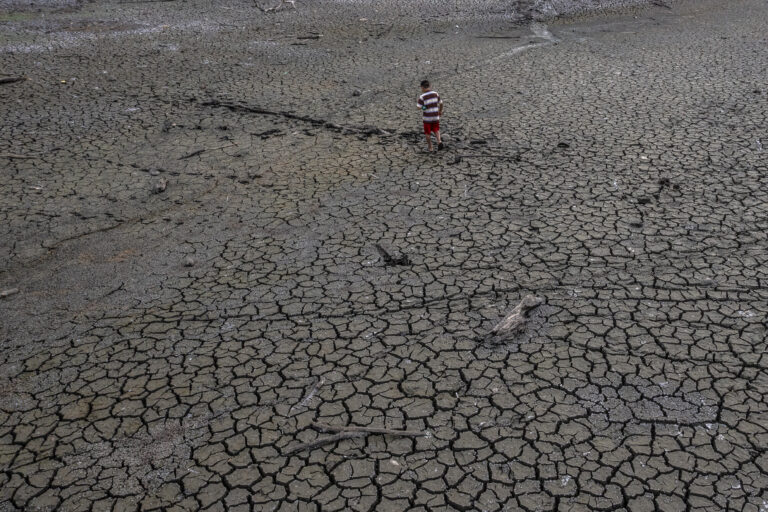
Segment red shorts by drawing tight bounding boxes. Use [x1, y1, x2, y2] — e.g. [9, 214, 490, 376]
[423, 121, 440, 135]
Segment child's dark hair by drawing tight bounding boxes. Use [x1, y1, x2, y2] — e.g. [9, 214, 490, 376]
[420, 80, 430, 88]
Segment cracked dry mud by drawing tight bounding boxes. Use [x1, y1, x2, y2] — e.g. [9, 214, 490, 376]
[1, 0, 768, 510]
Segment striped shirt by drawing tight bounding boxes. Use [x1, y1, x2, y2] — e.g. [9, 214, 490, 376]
[417, 90, 442, 123]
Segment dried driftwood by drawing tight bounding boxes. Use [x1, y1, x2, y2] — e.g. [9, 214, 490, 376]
[282, 422, 426, 455]
[0, 76, 25, 85]
[312, 422, 425, 437]
[282, 431, 366, 456]
[0, 288, 19, 298]
[179, 143, 235, 160]
[374, 244, 410, 266]
[288, 376, 325, 416]
[0, 153, 36, 159]
[490, 295, 543, 336]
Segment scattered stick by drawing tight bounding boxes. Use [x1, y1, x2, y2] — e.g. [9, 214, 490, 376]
[456, 154, 519, 159]
[0, 153, 36, 159]
[490, 295, 543, 336]
[282, 422, 426, 455]
[0, 76, 25, 85]
[179, 149, 205, 160]
[374, 244, 410, 266]
[312, 422, 426, 437]
[0, 288, 19, 298]
[179, 143, 235, 160]
[282, 431, 365, 456]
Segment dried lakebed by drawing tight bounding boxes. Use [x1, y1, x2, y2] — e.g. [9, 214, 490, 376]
[1, 0, 767, 510]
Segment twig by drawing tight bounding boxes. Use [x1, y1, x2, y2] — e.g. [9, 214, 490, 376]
[0, 153, 36, 159]
[374, 244, 410, 266]
[0, 76, 25, 85]
[490, 295, 543, 336]
[0, 288, 19, 298]
[282, 431, 366, 456]
[282, 422, 426, 455]
[179, 149, 205, 160]
[179, 143, 235, 160]
[312, 422, 426, 437]
[457, 154, 518, 159]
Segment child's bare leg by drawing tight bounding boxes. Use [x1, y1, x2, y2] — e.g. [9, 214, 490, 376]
[435, 130, 442, 144]
[425, 133, 433, 151]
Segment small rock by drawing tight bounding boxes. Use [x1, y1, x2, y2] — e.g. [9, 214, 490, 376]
[352, 89, 362, 97]
[149, 169, 160, 176]
[361, 125, 383, 136]
[183, 256, 195, 267]
[556, 142, 570, 149]
[153, 179, 168, 194]
[0, 288, 19, 298]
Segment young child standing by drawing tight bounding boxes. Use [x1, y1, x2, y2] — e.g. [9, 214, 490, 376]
[417, 80, 443, 152]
